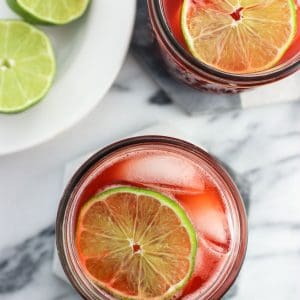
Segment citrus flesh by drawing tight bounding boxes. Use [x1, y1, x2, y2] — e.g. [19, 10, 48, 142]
[7, 0, 90, 25]
[0, 21, 55, 113]
[76, 186, 197, 300]
[181, 0, 297, 74]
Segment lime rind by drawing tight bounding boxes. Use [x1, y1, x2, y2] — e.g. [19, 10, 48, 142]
[78, 186, 198, 300]
[181, 0, 297, 74]
[286, 0, 298, 51]
[0, 20, 55, 113]
[6, 0, 49, 25]
[7, 0, 91, 25]
[264, 0, 297, 69]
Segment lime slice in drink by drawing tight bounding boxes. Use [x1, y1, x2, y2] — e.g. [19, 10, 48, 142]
[76, 186, 197, 299]
[7, 0, 90, 25]
[0, 21, 55, 113]
[181, 0, 297, 74]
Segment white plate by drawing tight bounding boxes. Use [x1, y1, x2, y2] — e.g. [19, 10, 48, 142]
[0, 0, 136, 155]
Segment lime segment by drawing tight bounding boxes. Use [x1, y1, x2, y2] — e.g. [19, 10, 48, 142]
[8, 0, 90, 25]
[76, 186, 197, 300]
[181, 0, 297, 74]
[0, 21, 55, 113]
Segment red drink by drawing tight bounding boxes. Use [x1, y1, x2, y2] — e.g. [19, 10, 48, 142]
[162, 0, 300, 66]
[56, 136, 247, 299]
[148, 0, 300, 92]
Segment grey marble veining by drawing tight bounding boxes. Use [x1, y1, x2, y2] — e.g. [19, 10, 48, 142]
[0, 225, 79, 300]
[0, 226, 54, 294]
[0, 56, 299, 300]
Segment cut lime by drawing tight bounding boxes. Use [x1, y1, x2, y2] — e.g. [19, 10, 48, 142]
[181, 0, 297, 74]
[7, 0, 91, 25]
[76, 186, 197, 299]
[0, 21, 55, 113]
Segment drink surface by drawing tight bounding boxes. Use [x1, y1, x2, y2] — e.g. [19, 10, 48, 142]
[74, 145, 233, 299]
[162, 0, 300, 68]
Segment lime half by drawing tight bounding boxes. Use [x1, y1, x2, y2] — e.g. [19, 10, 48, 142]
[181, 0, 297, 74]
[76, 186, 197, 299]
[0, 21, 55, 113]
[7, 0, 91, 25]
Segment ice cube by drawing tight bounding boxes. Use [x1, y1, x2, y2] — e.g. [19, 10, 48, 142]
[178, 189, 231, 253]
[116, 152, 205, 194]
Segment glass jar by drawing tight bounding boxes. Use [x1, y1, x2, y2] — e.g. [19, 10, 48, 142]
[147, 0, 300, 93]
[56, 136, 248, 299]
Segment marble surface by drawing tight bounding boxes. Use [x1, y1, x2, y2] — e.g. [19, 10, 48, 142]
[0, 55, 300, 300]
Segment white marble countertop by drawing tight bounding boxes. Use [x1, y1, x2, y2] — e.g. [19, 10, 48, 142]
[0, 55, 299, 300]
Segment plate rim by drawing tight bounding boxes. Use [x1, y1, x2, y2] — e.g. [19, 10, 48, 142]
[0, 0, 136, 156]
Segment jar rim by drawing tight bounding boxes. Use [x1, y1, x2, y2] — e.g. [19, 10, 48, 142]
[148, 0, 300, 83]
[56, 135, 248, 300]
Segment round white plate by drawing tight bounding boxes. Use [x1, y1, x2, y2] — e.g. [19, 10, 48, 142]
[0, 0, 136, 155]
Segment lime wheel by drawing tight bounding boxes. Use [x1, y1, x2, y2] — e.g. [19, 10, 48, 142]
[0, 21, 55, 113]
[76, 186, 197, 299]
[181, 0, 297, 73]
[7, 0, 90, 25]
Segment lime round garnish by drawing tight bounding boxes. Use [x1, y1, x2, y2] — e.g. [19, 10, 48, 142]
[76, 186, 198, 299]
[181, 0, 297, 74]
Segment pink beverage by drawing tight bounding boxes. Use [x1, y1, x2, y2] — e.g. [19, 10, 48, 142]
[56, 137, 247, 299]
[148, 0, 300, 93]
[162, 0, 300, 66]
